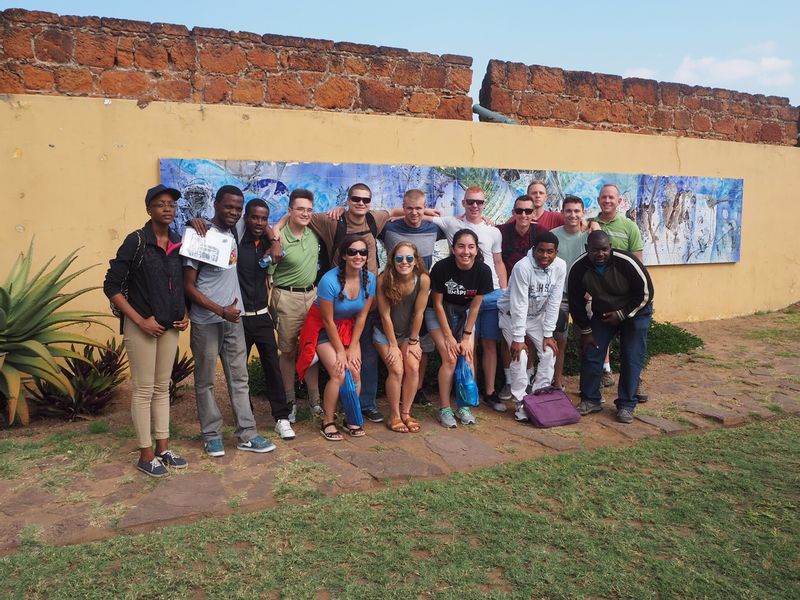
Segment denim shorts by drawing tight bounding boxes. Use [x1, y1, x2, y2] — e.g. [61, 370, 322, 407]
[424, 307, 441, 331]
[372, 327, 408, 347]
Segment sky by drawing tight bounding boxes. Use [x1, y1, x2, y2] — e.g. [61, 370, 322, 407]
[3, 0, 799, 106]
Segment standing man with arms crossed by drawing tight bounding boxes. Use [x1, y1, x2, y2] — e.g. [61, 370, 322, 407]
[429, 186, 508, 412]
[184, 185, 276, 457]
[568, 230, 654, 424]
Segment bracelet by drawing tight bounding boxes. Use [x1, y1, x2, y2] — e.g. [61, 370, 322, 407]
[463, 330, 473, 335]
[408, 338, 419, 344]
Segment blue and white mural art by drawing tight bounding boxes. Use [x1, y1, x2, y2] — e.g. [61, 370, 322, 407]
[160, 158, 743, 266]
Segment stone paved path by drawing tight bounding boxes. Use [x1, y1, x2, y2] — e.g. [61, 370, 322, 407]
[1, 307, 798, 553]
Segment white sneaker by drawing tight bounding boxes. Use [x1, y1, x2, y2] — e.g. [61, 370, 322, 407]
[274, 419, 296, 440]
[287, 404, 297, 424]
[514, 403, 529, 422]
[310, 404, 323, 417]
[498, 383, 513, 401]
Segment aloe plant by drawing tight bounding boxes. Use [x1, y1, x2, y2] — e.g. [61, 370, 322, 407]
[0, 240, 107, 426]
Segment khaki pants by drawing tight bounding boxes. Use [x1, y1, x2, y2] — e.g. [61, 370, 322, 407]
[123, 318, 179, 448]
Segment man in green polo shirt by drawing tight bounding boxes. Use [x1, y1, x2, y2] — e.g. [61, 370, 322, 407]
[591, 183, 648, 401]
[271, 189, 322, 421]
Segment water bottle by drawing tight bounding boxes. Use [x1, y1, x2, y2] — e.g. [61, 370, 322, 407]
[258, 255, 273, 269]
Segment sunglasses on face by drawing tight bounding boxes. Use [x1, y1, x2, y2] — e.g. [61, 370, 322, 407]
[394, 255, 415, 264]
[465, 199, 485, 206]
[349, 195, 372, 204]
[514, 208, 534, 215]
[346, 247, 368, 257]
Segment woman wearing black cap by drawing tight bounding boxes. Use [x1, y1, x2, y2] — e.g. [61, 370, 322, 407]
[104, 184, 190, 477]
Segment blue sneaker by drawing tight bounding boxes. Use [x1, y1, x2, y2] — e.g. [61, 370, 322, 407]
[137, 457, 168, 478]
[157, 449, 188, 469]
[204, 438, 225, 457]
[237, 435, 276, 453]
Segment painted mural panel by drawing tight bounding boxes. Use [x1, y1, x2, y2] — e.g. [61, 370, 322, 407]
[160, 159, 743, 265]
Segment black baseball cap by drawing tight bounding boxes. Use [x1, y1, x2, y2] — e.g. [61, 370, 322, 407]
[145, 184, 181, 206]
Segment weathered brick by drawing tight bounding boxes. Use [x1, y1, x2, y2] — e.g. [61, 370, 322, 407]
[607, 101, 630, 124]
[783, 120, 798, 145]
[287, 51, 329, 72]
[778, 105, 799, 121]
[378, 45, 408, 57]
[156, 77, 192, 101]
[683, 96, 702, 110]
[516, 93, 550, 118]
[59, 15, 100, 27]
[485, 60, 506, 86]
[74, 32, 116, 68]
[193, 26, 231, 39]
[101, 17, 151, 33]
[299, 72, 323, 88]
[760, 121, 783, 143]
[266, 73, 309, 106]
[441, 54, 471, 66]
[100, 70, 150, 96]
[342, 56, 368, 76]
[198, 43, 247, 74]
[652, 108, 674, 130]
[673, 110, 692, 130]
[232, 31, 262, 43]
[754, 104, 776, 119]
[728, 101, 752, 116]
[115, 35, 135, 68]
[368, 57, 393, 78]
[624, 78, 658, 104]
[421, 64, 446, 88]
[741, 120, 761, 143]
[333, 41, 378, 55]
[3, 9, 59, 23]
[315, 76, 357, 109]
[531, 66, 564, 94]
[506, 62, 528, 91]
[21, 64, 54, 90]
[483, 84, 513, 114]
[3, 28, 35, 59]
[435, 95, 472, 120]
[0, 66, 24, 93]
[34, 28, 73, 63]
[150, 22, 189, 36]
[407, 91, 439, 114]
[135, 38, 169, 70]
[660, 83, 682, 106]
[201, 76, 230, 103]
[263, 34, 332, 50]
[55, 66, 94, 94]
[579, 99, 610, 123]
[712, 115, 736, 135]
[247, 48, 278, 70]
[550, 97, 579, 121]
[596, 73, 624, 101]
[692, 113, 712, 132]
[628, 103, 650, 127]
[167, 40, 196, 70]
[392, 60, 421, 86]
[359, 79, 404, 112]
[701, 97, 724, 112]
[564, 71, 596, 98]
[231, 78, 264, 104]
[446, 66, 472, 93]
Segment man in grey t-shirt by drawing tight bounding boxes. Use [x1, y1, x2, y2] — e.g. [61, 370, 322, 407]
[183, 185, 275, 457]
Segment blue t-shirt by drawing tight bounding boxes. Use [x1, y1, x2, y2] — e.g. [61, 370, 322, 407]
[314, 266, 377, 320]
[379, 220, 446, 269]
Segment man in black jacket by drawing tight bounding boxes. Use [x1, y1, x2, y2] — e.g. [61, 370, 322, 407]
[567, 231, 654, 424]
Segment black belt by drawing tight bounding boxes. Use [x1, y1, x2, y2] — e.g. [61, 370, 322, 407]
[275, 284, 314, 292]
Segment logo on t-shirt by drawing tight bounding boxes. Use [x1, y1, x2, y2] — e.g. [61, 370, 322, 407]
[445, 278, 476, 298]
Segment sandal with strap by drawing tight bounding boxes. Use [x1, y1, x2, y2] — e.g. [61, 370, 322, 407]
[343, 422, 366, 437]
[320, 422, 343, 442]
[387, 417, 409, 433]
[401, 413, 421, 433]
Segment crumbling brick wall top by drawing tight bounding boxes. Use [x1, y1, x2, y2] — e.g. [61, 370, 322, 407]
[0, 8, 474, 120]
[480, 60, 799, 146]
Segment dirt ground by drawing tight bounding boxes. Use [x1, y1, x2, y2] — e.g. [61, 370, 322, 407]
[1, 307, 798, 552]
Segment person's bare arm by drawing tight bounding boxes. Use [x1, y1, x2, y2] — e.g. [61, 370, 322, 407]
[494, 252, 508, 288]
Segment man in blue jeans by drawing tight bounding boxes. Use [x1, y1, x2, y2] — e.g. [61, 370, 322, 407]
[567, 231, 654, 424]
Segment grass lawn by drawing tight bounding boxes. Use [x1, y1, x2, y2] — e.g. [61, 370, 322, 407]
[3, 418, 799, 599]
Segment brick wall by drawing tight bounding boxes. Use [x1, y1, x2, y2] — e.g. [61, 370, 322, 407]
[0, 8, 473, 120]
[480, 60, 799, 146]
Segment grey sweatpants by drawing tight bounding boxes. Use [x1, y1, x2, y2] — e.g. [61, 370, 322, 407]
[190, 320, 257, 443]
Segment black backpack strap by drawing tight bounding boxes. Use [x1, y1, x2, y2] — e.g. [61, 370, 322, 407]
[366, 212, 378, 239]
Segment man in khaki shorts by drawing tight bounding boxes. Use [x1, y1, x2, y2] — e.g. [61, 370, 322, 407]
[270, 189, 322, 422]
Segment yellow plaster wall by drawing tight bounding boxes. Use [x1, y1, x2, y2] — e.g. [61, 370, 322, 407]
[2, 94, 799, 337]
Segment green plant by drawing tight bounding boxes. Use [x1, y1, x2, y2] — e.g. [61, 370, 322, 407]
[26, 339, 127, 419]
[0, 241, 107, 426]
[169, 350, 195, 404]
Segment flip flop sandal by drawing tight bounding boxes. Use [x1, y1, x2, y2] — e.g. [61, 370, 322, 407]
[345, 425, 366, 437]
[320, 422, 343, 442]
[387, 417, 409, 433]
[401, 413, 421, 433]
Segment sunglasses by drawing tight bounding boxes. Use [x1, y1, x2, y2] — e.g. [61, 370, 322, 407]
[349, 195, 372, 204]
[394, 255, 415, 264]
[514, 208, 534, 215]
[346, 247, 368, 257]
[465, 199, 485, 206]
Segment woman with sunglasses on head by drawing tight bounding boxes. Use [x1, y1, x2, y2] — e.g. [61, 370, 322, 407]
[103, 185, 190, 478]
[426, 229, 493, 428]
[296, 235, 376, 441]
[374, 242, 430, 433]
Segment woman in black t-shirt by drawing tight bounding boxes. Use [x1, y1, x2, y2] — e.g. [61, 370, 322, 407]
[426, 229, 493, 428]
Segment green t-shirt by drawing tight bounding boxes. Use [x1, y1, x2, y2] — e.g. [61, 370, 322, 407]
[551, 226, 588, 299]
[273, 226, 319, 287]
[593, 214, 643, 253]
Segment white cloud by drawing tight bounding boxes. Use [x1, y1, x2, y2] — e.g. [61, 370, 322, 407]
[623, 67, 658, 79]
[673, 42, 794, 89]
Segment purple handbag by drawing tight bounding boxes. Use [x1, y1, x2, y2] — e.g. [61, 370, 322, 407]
[522, 386, 581, 428]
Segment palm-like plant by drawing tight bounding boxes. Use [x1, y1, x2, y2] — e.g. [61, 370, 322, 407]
[0, 240, 108, 425]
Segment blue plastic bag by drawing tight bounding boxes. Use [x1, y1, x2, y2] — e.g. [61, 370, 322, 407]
[455, 355, 479, 408]
[339, 368, 363, 427]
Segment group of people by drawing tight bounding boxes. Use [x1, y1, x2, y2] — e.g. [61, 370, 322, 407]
[104, 179, 655, 477]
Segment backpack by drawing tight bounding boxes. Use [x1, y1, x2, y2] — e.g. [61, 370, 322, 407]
[522, 386, 581, 428]
[316, 212, 378, 282]
[110, 229, 145, 319]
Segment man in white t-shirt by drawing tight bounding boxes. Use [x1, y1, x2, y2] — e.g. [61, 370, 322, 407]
[429, 186, 509, 412]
